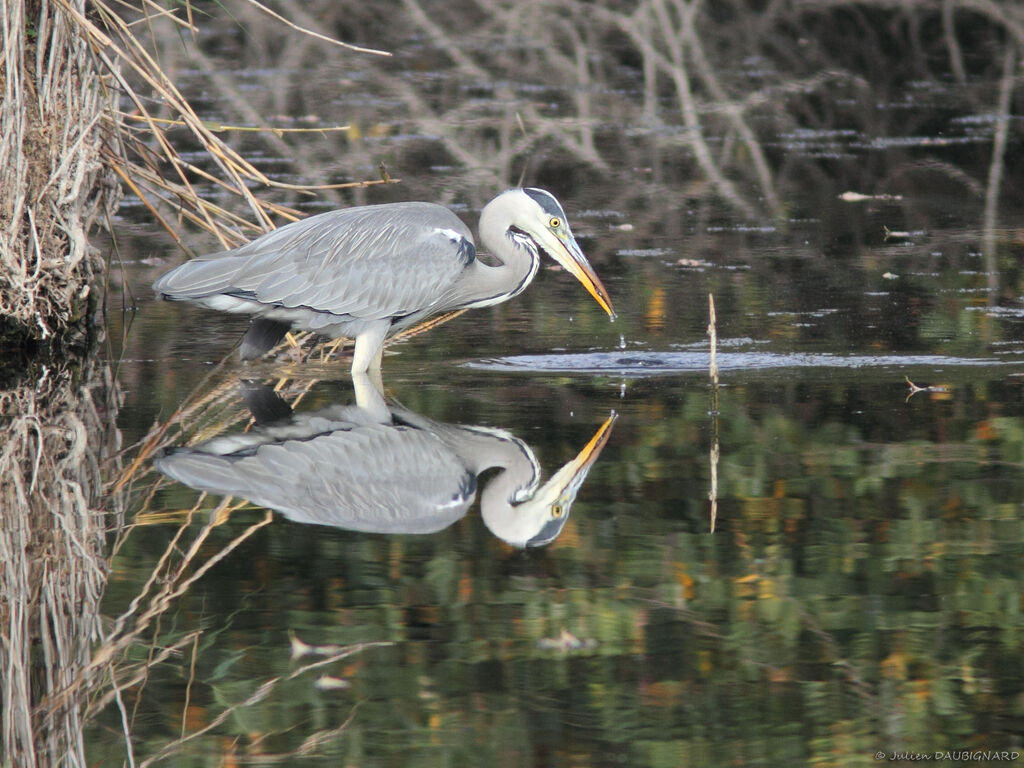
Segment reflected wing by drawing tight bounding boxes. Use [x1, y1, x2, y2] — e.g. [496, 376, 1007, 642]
[156, 424, 477, 534]
[154, 203, 476, 321]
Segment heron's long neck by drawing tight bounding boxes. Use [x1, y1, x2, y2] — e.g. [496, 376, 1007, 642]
[444, 427, 538, 515]
[443, 424, 552, 547]
[456, 200, 540, 309]
[479, 459, 534, 509]
[478, 450, 545, 544]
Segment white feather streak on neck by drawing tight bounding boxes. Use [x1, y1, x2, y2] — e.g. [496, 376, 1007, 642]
[454, 193, 541, 310]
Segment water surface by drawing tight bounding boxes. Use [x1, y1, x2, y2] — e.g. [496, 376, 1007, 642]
[87, 5, 1024, 766]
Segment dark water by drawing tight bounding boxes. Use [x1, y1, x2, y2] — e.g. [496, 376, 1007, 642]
[83, 5, 1024, 767]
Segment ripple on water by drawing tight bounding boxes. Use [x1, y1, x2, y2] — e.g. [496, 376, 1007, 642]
[466, 349, 1013, 377]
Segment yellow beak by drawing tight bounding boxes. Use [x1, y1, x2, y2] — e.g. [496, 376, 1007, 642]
[523, 411, 618, 547]
[549, 411, 618, 489]
[536, 228, 616, 319]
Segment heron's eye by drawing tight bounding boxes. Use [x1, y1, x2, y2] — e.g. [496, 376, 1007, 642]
[551, 504, 563, 518]
[549, 217, 561, 229]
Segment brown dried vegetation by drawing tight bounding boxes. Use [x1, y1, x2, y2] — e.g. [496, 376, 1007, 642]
[0, 0, 119, 349]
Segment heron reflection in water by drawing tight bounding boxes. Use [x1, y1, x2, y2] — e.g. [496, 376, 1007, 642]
[155, 375, 615, 547]
[154, 188, 615, 371]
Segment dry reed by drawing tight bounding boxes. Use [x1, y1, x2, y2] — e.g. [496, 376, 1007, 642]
[0, 359, 118, 767]
[0, 0, 120, 347]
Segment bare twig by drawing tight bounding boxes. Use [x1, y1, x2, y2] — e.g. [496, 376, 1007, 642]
[240, 0, 391, 57]
[982, 44, 1015, 299]
[708, 293, 719, 533]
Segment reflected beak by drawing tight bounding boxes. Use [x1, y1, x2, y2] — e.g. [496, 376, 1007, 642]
[524, 412, 618, 547]
[536, 229, 616, 319]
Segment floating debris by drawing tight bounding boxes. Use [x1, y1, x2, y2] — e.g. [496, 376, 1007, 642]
[616, 247, 671, 257]
[883, 225, 927, 240]
[905, 376, 953, 401]
[314, 675, 351, 691]
[839, 191, 904, 202]
[537, 629, 597, 652]
[289, 631, 350, 660]
[706, 225, 777, 233]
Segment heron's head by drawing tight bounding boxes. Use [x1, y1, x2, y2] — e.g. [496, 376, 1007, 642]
[497, 188, 616, 319]
[481, 412, 617, 547]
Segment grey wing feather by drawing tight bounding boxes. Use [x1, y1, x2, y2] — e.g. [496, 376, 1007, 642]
[153, 252, 250, 297]
[154, 203, 476, 320]
[155, 425, 476, 534]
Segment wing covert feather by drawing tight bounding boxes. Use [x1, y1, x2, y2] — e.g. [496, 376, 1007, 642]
[155, 202, 476, 321]
[238, 203, 475, 318]
[155, 425, 476, 533]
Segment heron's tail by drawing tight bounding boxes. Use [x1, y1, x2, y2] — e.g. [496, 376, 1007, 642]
[152, 252, 244, 299]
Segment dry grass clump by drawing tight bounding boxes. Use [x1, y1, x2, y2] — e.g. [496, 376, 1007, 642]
[0, 359, 118, 767]
[0, 0, 120, 348]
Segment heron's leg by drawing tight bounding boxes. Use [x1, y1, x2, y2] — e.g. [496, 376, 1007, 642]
[352, 371, 389, 421]
[350, 321, 390, 374]
[366, 345, 385, 394]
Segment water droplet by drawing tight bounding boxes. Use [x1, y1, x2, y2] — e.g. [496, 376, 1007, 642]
[618, 334, 626, 350]
[619, 382, 626, 399]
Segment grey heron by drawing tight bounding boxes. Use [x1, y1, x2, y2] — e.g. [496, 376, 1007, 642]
[155, 375, 616, 547]
[153, 188, 615, 370]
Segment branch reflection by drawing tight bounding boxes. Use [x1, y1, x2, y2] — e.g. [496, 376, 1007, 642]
[155, 373, 615, 548]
